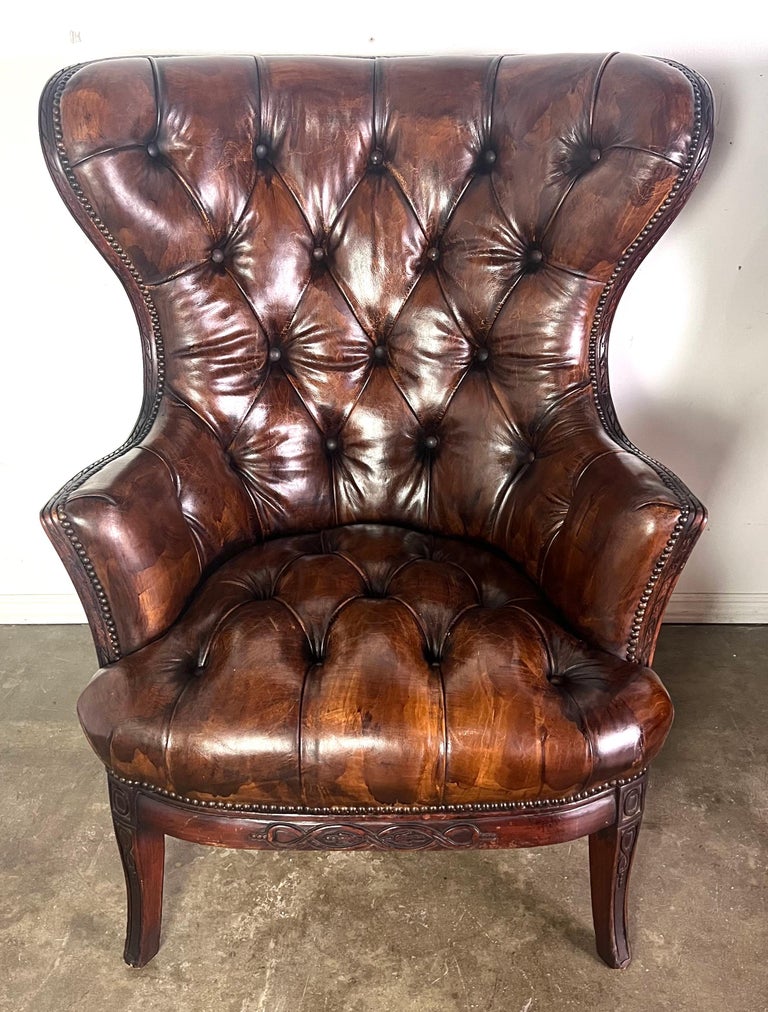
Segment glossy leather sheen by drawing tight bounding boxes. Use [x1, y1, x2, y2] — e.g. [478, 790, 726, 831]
[41, 53, 712, 808]
[78, 525, 672, 806]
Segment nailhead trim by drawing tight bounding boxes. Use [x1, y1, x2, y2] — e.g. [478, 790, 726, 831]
[107, 768, 647, 815]
[50, 59, 707, 666]
[49, 64, 168, 661]
[586, 61, 706, 663]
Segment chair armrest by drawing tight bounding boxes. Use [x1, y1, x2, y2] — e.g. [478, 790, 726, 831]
[536, 449, 706, 665]
[41, 401, 256, 663]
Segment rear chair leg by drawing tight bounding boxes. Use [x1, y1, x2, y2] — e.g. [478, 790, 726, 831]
[108, 776, 165, 967]
[588, 773, 647, 969]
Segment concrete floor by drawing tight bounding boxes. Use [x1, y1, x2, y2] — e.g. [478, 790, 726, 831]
[1, 625, 766, 1012]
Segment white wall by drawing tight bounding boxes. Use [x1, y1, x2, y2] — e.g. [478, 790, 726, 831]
[1, 1, 765, 624]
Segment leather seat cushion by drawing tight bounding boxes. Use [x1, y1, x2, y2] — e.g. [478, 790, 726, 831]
[77, 524, 673, 808]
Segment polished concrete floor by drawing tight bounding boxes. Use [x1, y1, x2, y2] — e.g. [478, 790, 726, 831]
[1, 624, 766, 1011]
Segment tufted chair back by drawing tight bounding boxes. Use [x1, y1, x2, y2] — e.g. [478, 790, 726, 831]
[40, 51, 714, 971]
[42, 54, 710, 667]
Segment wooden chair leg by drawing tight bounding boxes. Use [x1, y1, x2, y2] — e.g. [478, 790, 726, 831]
[108, 777, 165, 967]
[588, 774, 647, 969]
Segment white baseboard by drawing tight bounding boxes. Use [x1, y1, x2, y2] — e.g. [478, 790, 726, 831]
[1, 592, 767, 626]
[662, 592, 768, 624]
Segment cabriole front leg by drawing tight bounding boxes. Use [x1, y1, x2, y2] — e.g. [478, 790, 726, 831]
[588, 773, 647, 969]
[108, 776, 165, 967]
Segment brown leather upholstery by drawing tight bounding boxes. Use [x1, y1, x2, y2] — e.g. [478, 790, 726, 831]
[41, 55, 710, 816]
[77, 524, 672, 807]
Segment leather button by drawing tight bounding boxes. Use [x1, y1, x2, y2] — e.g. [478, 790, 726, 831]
[526, 450, 536, 464]
[527, 248, 544, 267]
[589, 147, 602, 163]
[325, 437, 338, 453]
[312, 246, 325, 262]
[146, 141, 160, 158]
[373, 344, 387, 361]
[476, 347, 489, 363]
[268, 347, 282, 362]
[255, 142, 269, 160]
[483, 149, 497, 165]
[426, 246, 440, 263]
[211, 248, 225, 264]
[424, 435, 439, 450]
[370, 148, 384, 167]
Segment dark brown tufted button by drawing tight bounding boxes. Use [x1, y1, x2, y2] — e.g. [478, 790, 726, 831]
[483, 149, 497, 165]
[527, 248, 544, 267]
[589, 147, 602, 163]
[268, 347, 282, 363]
[526, 450, 536, 464]
[476, 347, 489, 363]
[325, 437, 338, 453]
[426, 246, 440, 263]
[369, 148, 384, 167]
[424, 435, 439, 450]
[373, 344, 387, 361]
[211, 248, 225, 264]
[312, 246, 325, 262]
[255, 142, 269, 160]
[146, 141, 160, 158]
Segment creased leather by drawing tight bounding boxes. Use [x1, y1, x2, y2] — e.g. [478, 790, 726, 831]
[40, 52, 711, 805]
[77, 525, 673, 806]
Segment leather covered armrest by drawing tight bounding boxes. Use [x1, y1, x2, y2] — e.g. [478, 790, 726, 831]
[537, 448, 706, 665]
[42, 399, 257, 663]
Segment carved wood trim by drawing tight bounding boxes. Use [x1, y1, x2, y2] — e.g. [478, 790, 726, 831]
[112, 773, 625, 853]
[614, 778, 645, 894]
[588, 771, 647, 968]
[247, 820, 497, 851]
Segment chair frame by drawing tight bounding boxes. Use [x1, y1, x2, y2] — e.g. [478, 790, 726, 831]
[109, 769, 647, 968]
[39, 55, 715, 971]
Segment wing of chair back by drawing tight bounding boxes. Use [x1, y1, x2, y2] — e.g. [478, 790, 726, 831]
[39, 52, 713, 969]
[40, 54, 711, 669]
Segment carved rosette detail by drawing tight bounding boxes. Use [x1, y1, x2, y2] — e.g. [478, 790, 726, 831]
[109, 779, 136, 824]
[622, 785, 643, 820]
[247, 821, 496, 851]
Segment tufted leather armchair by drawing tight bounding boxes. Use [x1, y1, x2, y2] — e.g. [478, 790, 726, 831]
[40, 52, 713, 969]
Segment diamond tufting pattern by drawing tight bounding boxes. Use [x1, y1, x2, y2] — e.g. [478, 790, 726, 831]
[41, 53, 712, 808]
